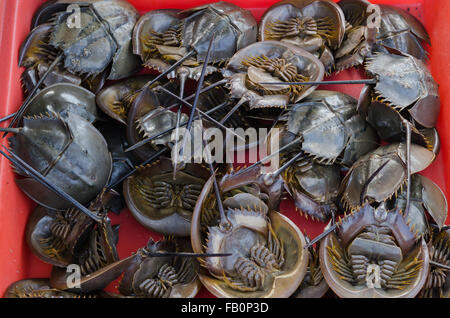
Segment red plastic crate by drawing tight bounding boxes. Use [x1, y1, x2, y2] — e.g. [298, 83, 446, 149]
[0, 0, 448, 298]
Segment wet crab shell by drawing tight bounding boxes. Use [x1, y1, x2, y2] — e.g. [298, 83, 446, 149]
[4, 279, 101, 298]
[282, 90, 378, 166]
[48, 0, 141, 80]
[341, 142, 435, 211]
[133, 2, 257, 78]
[260, 0, 346, 49]
[338, 0, 430, 60]
[25, 206, 95, 267]
[179, 2, 258, 63]
[421, 228, 450, 298]
[191, 173, 309, 298]
[126, 81, 177, 161]
[96, 75, 156, 125]
[23, 83, 97, 123]
[133, 9, 183, 75]
[119, 238, 201, 298]
[19, 23, 54, 69]
[320, 196, 433, 298]
[361, 97, 438, 152]
[18, 23, 84, 93]
[335, 0, 430, 71]
[123, 157, 211, 237]
[364, 51, 440, 129]
[320, 230, 430, 298]
[49, 222, 121, 292]
[260, 0, 345, 72]
[225, 41, 325, 108]
[10, 112, 112, 210]
[284, 162, 342, 223]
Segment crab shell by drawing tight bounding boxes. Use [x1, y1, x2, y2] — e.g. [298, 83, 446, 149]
[341, 142, 435, 211]
[119, 239, 201, 298]
[320, 231, 429, 298]
[338, 0, 430, 61]
[19, 23, 83, 92]
[321, 199, 431, 298]
[96, 75, 155, 125]
[364, 51, 440, 129]
[123, 157, 210, 237]
[225, 41, 325, 109]
[410, 175, 448, 230]
[422, 228, 450, 298]
[50, 224, 122, 293]
[23, 83, 97, 123]
[10, 112, 112, 210]
[260, 0, 345, 71]
[25, 206, 94, 267]
[133, 2, 257, 76]
[49, 0, 140, 80]
[293, 240, 329, 298]
[191, 170, 309, 298]
[260, 0, 345, 48]
[285, 162, 341, 223]
[3, 279, 101, 298]
[283, 90, 378, 166]
[126, 81, 177, 161]
[361, 96, 438, 152]
[19, 23, 54, 69]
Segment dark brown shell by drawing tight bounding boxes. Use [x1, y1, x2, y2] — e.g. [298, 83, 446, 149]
[119, 238, 200, 298]
[96, 75, 155, 125]
[123, 157, 210, 236]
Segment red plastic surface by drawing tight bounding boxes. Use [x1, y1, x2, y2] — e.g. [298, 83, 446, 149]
[0, 0, 448, 298]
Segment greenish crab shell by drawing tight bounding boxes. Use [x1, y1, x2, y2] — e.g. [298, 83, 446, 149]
[10, 112, 112, 210]
[49, 0, 140, 80]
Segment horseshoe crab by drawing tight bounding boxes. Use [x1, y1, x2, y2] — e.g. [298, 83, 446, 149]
[421, 228, 450, 298]
[133, 2, 257, 81]
[4, 279, 100, 298]
[223, 41, 325, 110]
[25, 189, 120, 268]
[341, 142, 435, 212]
[118, 238, 201, 298]
[191, 165, 309, 297]
[292, 237, 329, 298]
[23, 83, 97, 123]
[320, 200, 430, 298]
[19, 23, 82, 94]
[260, 0, 346, 73]
[126, 81, 179, 161]
[335, 0, 430, 71]
[7, 112, 112, 210]
[47, 0, 141, 80]
[96, 75, 157, 125]
[123, 157, 211, 236]
[358, 50, 440, 150]
[278, 90, 378, 166]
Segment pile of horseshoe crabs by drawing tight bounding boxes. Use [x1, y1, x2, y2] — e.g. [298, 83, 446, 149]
[2, 0, 449, 299]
